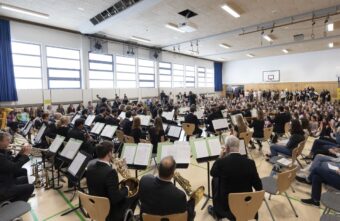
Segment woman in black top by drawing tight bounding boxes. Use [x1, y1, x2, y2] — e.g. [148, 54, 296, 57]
[130, 117, 144, 144]
[56, 116, 70, 140]
[249, 110, 265, 149]
[148, 117, 166, 153]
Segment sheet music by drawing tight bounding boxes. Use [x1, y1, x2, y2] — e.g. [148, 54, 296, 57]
[138, 115, 151, 126]
[101, 125, 117, 138]
[121, 144, 137, 165]
[194, 140, 209, 159]
[23, 121, 33, 135]
[60, 138, 82, 160]
[160, 144, 176, 160]
[221, 109, 228, 118]
[118, 112, 126, 119]
[251, 109, 258, 118]
[212, 118, 228, 130]
[68, 152, 86, 177]
[91, 122, 105, 134]
[175, 142, 191, 164]
[85, 115, 95, 126]
[239, 140, 247, 155]
[49, 135, 65, 153]
[34, 124, 46, 143]
[163, 110, 174, 121]
[194, 110, 204, 119]
[162, 123, 168, 131]
[179, 107, 189, 114]
[167, 125, 182, 138]
[71, 114, 81, 125]
[278, 139, 289, 145]
[207, 138, 222, 156]
[134, 143, 152, 166]
[277, 158, 292, 166]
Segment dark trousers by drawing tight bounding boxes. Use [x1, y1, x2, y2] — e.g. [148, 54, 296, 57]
[109, 194, 139, 221]
[310, 139, 336, 155]
[308, 163, 340, 202]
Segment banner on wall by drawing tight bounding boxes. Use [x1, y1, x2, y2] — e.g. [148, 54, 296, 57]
[337, 88, 340, 100]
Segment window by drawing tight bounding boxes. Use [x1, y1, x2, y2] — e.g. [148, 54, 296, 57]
[116, 56, 136, 88]
[185, 66, 195, 88]
[158, 62, 172, 88]
[197, 67, 206, 88]
[12, 42, 42, 89]
[138, 59, 155, 88]
[206, 68, 214, 87]
[46, 46, 81, 89]
[172, 64, 184, 88]
[88, 53, 114, 88]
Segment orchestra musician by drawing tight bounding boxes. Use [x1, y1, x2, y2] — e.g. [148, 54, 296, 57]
[209, 135, 262, 220]
[120, 111, 132, 135]
[184, 105, 202, 140]
[67, 118, 95, 155]
[139, 156, 195, 221]
[0, 132, 34, 202]
[86, 141, 138, 221]
[148, 117, 166, 153]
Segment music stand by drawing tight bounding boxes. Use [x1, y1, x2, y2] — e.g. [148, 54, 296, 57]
[165, 125, 182, 141]
[84, 115, 95, 127]
[100, 125, 118, 140]
[33, 124, 47, 145]
[21, 121, 33, 137]
[90, 122, 105, 135]
[163, 110, 174, 121]
[156, 141, 190, 169]
[61, 151, 92, 216]
[70, 113, 81, 126]
[48, 135, 66, 189]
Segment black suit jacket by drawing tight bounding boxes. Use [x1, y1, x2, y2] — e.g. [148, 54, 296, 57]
[139, 175, 190, 220]
[86, 161, 128, 221]
[120, 118, 132, 135]
[0, 149, 29, 192]
[210, 153, 262, 219]
[273, 112, 289, 133]
[249, 119, 265, 138]
[94, 114, 106, 124]
[185, 113, 200, 131]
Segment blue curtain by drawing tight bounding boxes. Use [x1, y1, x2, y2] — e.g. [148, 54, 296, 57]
[0, 19, 17, 102]
[214, 62, 223, 91]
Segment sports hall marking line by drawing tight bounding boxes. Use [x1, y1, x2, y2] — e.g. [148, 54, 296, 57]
[42, 205, 79, 221]
[57, 189, 86, 221]
[190, 163, 207, 170]
[29, 204, 39, 221]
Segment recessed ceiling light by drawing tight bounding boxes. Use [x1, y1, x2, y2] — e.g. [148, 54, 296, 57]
[165, 23, 185, 33]
[327, 23, 334, 32]
[263, 35, 273, 42]
[78, 7, 85, 11]
[219, 43, 231, 49]
[221, 4, 240, 18]
[246, 53, 254, 58]
[282, 49, 289, 54]
[0, 4, 49, 19]
[130, 36, 151, 43]
[329, 42, 334, 48]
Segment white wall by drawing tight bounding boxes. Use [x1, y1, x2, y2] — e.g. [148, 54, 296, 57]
[2, 21, 214, 106]
[223, 49, 340, 84]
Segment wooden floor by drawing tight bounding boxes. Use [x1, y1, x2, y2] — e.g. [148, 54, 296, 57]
[22, 136, 326, 221]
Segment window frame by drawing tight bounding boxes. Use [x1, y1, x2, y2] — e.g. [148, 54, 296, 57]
[88, 52, 114, 89]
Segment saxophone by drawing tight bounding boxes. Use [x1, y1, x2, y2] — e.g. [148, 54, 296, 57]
[173, 172, 205, 206]
[32, 161, 43, 188]
[113, 158, 139, 198]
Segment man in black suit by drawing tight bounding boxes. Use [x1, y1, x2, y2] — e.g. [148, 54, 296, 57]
[139, 156, 195, 221]
[68, 118, 95, 155]
[272, 106, 289, 135]
[0, 132, 34, 202]
[184, 106, 202, 139]
[86, 141, 138, 221]
[120, 111, 132, 135]
[209, 135, 262, 220]
[93, 107, 107, 124]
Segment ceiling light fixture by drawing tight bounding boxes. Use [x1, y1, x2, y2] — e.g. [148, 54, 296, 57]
[327, 23, 334, 32]
[165, 23, 185, 33]
[0, 4, 49, 19]
[246, 53, 254, 58]
[130, 36, 151, 43]
[263, 35, 273, 42]
[219, 43, 231, 49]
[221, 4, 240, 18]
[282, 49, 289, 54]
[329, 42, 334, 48]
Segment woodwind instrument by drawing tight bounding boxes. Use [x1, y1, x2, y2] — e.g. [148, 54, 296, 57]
[173, 172, 205, 206]
[113, 158, 139, 198]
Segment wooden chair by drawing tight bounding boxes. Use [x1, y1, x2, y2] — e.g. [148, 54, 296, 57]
[256, 127, 273, 146]
[182, 123, 195, 141]
[78, 191, 110, 221]
[116, 130, 125, 143]
[262, 165, 299, 221]
[228, 190, 265, 221]
[124, 135, 135, 143]
[142, 212, 187, 221]
[45, 136, 54, 146]
[239, 131, 253, 147]
[140, 139, 151, 143]
[284, 122, 291, 137]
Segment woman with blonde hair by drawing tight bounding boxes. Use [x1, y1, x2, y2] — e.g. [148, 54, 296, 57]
[56, 116, 70, 138]
[233, 114, 247, 138]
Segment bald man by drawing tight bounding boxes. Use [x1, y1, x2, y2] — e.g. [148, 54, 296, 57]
[139, 156, 195, 221]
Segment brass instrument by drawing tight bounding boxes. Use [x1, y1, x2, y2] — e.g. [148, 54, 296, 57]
[113, 158, 139, 198]
[32, 160, 43, 188]
[173, 172, 205, 206]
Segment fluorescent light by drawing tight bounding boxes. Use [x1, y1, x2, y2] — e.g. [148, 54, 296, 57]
[282, 49, 289, 54]
[130, 36, 151, 43]
[219, 43, 231, 49]
[329, 42, 334, 48]
[221, 4, 240, 18]
[263, 35, 273, 42]
[327, 23, 334, 32]
[0, 4, 49, 19]
[165, 23, 185, 33]
[246, 53, 254, 58]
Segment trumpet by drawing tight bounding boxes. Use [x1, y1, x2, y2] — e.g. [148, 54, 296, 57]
[173, 172, 205, 206]
[113, 158, 139, 198]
